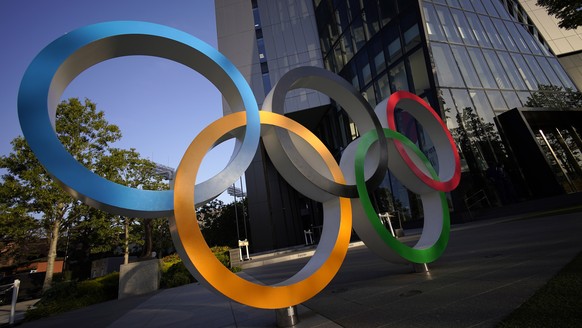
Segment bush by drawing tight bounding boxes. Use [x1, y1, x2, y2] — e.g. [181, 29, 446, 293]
[160, 247, 241, 289]
[25, 272, 119, 321]
[160, 261, 196, 288]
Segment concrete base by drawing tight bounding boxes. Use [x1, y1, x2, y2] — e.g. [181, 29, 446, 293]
[118, 259, 160, 299]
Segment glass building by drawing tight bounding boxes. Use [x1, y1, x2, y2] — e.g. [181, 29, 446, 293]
[216, 0, 582, 252]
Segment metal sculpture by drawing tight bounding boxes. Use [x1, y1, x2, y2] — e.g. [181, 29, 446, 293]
[19, 21, 460, 310]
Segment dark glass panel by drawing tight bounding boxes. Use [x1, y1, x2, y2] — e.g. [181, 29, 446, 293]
[431, 43, 464, 87]
[492, 18, 518, 52]
[451, 45, 481, 88]
[482, 49, 512, 89]
[511, 53, 537, 90]
[465, 12, 492, 48]
[450, 9, 478, 46]
[536, 56, 564, 87]
[435, 5, 462, 43]
[466, 47, 497, 89]
[523, 54, 550, 86]
[497, 51, 527, 90]
[389, 61, 409, 91]
[480, 16, 506, 50]
[422, 3, 446, 42]
[408, 48, 431, 94]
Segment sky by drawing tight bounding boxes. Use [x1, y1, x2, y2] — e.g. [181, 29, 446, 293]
[0, 0, 242, 203]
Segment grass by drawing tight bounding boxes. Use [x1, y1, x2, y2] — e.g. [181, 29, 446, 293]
[497, 251, 582, 327]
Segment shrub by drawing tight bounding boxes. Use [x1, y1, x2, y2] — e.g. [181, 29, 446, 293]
[159, 247, 241, 289]
[160, 261, 196, 288]
[25, 272, 119, 321]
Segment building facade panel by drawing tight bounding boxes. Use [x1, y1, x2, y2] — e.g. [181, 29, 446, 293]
[216, 0, 582, 252]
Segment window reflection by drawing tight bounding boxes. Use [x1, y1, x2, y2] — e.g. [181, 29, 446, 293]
[451, 45, 481, 87]
[435, 5, 462, 43]
[523, 54, 550, 86]
[469, 89, 495, 125]
[408, 49, 431, 94]
[480, 16, 506, 50]
[403, 23, 421, 52]
[548, 58, 576, 89]
[464, 12, 492, 48]
[515, 23, 543, 55]
[493, 18, 518, 52]
[497, 51, 527, 90]
[450, 9, 478, 46]
[482, 0, 500, 16]
[469, 0, 487, 14]
[502, 91, 522, 109]
[466, 47, 497, 88]
[384, 27, 402, 62]
[511, 53, 537, 90]
[482, 49, 512, 89]
[505, 21, 529, 53]
[351, 17, 367, 53]
[535, 56, 564, 88]
[432, 43, 464, 87]
[389, 61, 409, 91]
[423, 3, 446, 42]
[486, 90, 508, 111]
[376, 73, 391, 100]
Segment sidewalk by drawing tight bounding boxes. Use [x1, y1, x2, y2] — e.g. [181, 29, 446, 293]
[14, 210, 582, 327]
[0, 299, 38, 327]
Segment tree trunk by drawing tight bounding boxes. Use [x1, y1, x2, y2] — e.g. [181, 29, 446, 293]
[142, 219, 153, 258]
[124, 217, 129, 265]
[42, 218, 61, 291]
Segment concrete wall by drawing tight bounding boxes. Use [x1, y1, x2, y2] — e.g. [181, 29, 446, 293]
[118, 259, 160, 299]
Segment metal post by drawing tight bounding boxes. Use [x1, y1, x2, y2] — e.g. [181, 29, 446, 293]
[413, 263, 429, 273]
[275, 305, 299, 327]
[239, 177, 248, 240]
[232, 184, 241, 242]
[9, 279, 20, 325]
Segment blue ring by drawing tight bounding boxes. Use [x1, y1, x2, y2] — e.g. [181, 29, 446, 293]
[18, 21, 260, 218]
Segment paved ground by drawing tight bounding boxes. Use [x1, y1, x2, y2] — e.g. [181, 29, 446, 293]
[5, 210, 582, 327]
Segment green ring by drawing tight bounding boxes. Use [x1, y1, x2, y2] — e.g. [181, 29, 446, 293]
[355, 129, 450, 263]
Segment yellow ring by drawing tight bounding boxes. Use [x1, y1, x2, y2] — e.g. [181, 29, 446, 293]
[173, 111, 352, 309]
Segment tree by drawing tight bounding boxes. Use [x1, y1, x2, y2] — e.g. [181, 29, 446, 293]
[536, 0, 582, 30]
[0, 187, 41, 268]
[524, 84, 582, 110]
[96, 147, 168, 263]
[198, 199, 247, 248]
[0, 98, 121, 290]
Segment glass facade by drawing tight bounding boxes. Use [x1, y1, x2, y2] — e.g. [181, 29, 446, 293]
[422, 0, 579, 211]
[313, 0, 581, 223]
[314, 0, 439, 224]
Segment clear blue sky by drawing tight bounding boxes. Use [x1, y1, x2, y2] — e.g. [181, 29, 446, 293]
[0, 1, 242, 203]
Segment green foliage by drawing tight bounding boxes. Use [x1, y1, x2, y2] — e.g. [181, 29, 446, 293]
[1, 98, 123, 290]
[159, 248, 241, 289]
[211, 246, 233, 269]
[1, 97, 171, 287]
[198, 199, 249, 248]
[497, 251, 582, 327]
[536, 0, 582, 30]
[160, 260, 196, 288]
[524, 84, 582, 110]
[25, 272, 120, 321]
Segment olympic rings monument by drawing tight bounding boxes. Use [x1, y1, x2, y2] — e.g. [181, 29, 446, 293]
[18, 21, 460, 325]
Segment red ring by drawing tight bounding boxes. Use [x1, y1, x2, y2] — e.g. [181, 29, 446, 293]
[386, 91, 460, 192]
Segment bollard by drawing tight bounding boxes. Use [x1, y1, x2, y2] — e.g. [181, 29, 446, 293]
[9, 279, 20, 325]
[275, 305, 299, 327]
